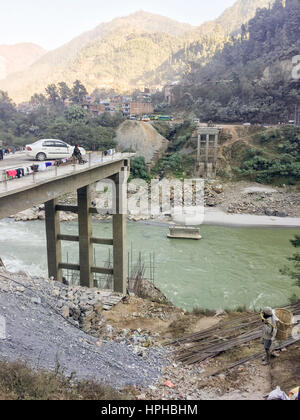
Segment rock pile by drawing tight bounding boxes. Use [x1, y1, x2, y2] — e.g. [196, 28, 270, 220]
[51, 284, 107, 336]
[132, 276, 169, 305]
[0, 270, 124, 337]
[10, 205, 77, 222]
[0, 269, 168, 388]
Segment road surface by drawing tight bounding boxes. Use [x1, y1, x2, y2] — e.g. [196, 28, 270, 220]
[0, 153, 33, 170]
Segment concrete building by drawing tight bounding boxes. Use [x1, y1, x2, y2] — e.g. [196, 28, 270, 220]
[164, 82, 179, 105]
[129, 101, 154, 116]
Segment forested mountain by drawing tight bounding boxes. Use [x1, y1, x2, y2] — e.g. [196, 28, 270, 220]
[216, 0, 276, 35]
[172, 0, 300, 123]
[0, 0, 278, 102]
[0, 43, 46, 79]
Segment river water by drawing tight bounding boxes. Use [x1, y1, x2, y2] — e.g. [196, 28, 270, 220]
[0, 219, 299, 311]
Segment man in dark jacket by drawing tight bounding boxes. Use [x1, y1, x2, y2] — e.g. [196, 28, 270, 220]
[73, 144, 83, 163]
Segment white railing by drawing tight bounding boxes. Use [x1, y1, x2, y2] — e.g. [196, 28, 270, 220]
[0, 150, 129, 195]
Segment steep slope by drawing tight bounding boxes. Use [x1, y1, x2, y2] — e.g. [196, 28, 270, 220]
[0, 11, 192, 101]
[216, 0, 276, 35]
[115, 120, 169, 164]
[175, 0, 300, 123]
[0, 1, 280, 102]
[0, 43, 46, 79]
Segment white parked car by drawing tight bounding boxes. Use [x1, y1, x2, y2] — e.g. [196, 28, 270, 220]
[25, 139, 86, 161]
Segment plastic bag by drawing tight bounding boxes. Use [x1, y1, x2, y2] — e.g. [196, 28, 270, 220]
[267, 386, 289, 400]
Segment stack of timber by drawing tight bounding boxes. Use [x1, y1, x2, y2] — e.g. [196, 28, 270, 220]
[170, 303, 300, 367]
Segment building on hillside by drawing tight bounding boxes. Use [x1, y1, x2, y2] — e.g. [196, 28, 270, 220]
[82, 103, 107, 115]
[129, 101, 154, 116]
[122, 102, 131, 115]
[164, 81, 179, 105]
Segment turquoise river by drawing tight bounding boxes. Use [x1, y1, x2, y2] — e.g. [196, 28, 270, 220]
[0, 219, 299, 311]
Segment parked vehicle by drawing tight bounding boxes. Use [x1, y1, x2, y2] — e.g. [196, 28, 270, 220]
[129, 115, 137, 120]
[25, 139, 86, 161]
[158, 115, 173, 121]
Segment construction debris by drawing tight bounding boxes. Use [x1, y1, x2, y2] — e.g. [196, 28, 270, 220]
[171, 303, 300, 367]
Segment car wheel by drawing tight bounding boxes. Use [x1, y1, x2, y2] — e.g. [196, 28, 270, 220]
[36, 152, 46, 161]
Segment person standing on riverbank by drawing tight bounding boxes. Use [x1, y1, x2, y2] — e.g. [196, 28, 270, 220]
[261, 307, 278, 366]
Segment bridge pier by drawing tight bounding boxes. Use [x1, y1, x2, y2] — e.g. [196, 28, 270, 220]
[44, 168, 128, 294]
[112, 170, 127, 294]
[45, 198, 63, 283]
[78, 185, 94, 288]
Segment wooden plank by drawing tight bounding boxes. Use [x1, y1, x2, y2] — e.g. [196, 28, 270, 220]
[57, 234, 79, 242]
[211, 337, 300, 377]
[55, 205, 99, 215]
[91, 237, 113, 246]
[57, 235, 113, 246]
[58, 262, 80, 271]
[91, 266, 114, 275]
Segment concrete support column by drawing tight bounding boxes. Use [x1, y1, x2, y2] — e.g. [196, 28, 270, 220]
[45, 198, 62, 282]
[78, 185, 94, 288]
[205, 134, 209, 173]
[197, 134, 201, 162]
[213, 134, 219, 170]
[112, 169, 128, 295]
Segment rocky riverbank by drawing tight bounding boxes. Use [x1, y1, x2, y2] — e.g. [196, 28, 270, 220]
[1, 267, 298, 400]
[0, 269, 169, 388]
[9, 180, 300, 224]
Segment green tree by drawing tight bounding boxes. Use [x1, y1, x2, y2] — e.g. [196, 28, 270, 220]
[58, 82, 72, 103]
[30, 93, 48, 107]
[72, 80, 88, 104]
[130, 156, 150, 181]
[64, 105, 87, 123]
[0, 91, 16, 120]
[45, 84, 60, 105]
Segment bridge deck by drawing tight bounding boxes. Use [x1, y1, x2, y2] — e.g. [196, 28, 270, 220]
[0, 152, 133, 219]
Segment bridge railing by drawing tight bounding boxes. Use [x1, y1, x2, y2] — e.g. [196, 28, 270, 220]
[0, 150, 128, 195]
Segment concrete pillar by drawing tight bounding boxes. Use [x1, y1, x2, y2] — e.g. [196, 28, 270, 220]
[78, 185, 94, 288]
[205, 134, 209, 174]
[213, 134, 219, 171]
[45, 198, 62, 282]
[197, 134, 201, 162]
[112, 169, 128, 295]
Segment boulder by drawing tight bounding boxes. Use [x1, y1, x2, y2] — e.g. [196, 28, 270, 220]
[213, 185, 224, 194]
[132, 276, 169, 305]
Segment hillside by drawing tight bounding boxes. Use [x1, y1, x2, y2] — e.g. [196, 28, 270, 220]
[173, 0, 300, 123]
[0, 43, 46, 79]
[115, 120, 169, 164]
[0, 1, 280, 102]
[0, 12, 192, 101]
[216, 0, 276, 35]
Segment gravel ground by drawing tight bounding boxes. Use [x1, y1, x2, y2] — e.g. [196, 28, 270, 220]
[0, 272, 168, 389]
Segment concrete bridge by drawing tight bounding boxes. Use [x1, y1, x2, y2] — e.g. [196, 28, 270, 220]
[0, 152, 134, 295]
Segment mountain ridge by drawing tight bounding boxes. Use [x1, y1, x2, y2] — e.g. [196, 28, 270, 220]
[0, 1, 277, 102]
[0, 43, 46, 80]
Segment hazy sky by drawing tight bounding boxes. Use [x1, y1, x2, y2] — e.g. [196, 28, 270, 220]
[0, 0, 236, 50]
